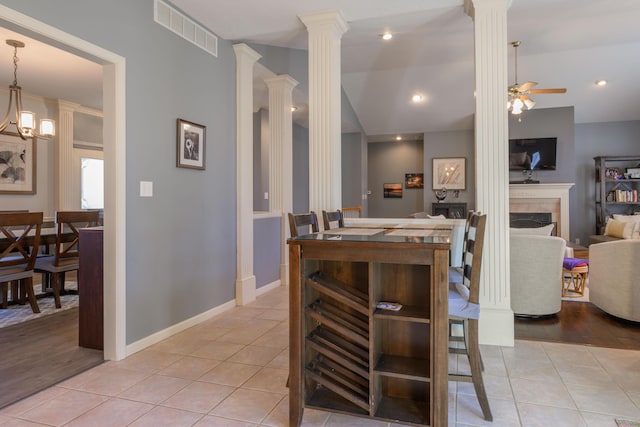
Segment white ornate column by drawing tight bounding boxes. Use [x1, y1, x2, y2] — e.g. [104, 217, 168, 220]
[264, 75, 298, 286]
[233, 43, 261, 305]
[465, 0, 514, 346]
[56, 100, 80, 210]
[299, 10, 348, 214]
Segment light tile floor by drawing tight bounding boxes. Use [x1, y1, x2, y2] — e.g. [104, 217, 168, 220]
[1, 286, 639, 426]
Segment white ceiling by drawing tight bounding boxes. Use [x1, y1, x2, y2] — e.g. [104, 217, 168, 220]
[172, 0, 640, 138]
[1, 0, 639, 141]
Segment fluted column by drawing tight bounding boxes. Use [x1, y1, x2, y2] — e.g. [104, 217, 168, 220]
[299, 10, 348, 214]
[233, 43, 261, 305]
[56, 100, 80, 210]
[264, 75, 298, 286]
[465, 0, 514, 346]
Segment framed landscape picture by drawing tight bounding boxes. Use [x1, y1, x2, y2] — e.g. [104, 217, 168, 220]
[405, 173, 424, 189]
[432, 157, 465, 190]
[383, 183, 403, 198]
[177, 118, 206, 170]
[0, 132, 36, 194]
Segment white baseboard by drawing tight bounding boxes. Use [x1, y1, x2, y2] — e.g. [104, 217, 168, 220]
[256, 279, 281, 296]
[125, 299, 236, 356]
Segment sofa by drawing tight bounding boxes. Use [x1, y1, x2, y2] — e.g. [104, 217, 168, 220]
[589, 214, 640, 245]
[510, 234, 567, 316]
[589, 239, 640, 322]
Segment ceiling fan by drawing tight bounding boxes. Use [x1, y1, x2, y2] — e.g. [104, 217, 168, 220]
[508, 41, 566, 115]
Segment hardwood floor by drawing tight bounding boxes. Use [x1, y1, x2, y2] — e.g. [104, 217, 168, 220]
[515, 300, 640, 350]
[0, 307, 103, 409]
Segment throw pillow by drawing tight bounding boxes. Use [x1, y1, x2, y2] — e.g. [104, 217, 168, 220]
[510, 223, 554, 236]
[612, 214, 640, 239]
[604, 218, 635, 239]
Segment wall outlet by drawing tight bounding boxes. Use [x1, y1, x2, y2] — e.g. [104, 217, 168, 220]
[575, 238, 580, 245]
[264, 192, 269, 200]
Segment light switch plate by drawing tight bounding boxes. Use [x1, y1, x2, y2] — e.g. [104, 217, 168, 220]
[140, 181, 153, 197]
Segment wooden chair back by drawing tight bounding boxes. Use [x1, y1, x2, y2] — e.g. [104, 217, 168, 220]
[288, 212, 319, 237]
[459, 212, 487, 305]
[0, 212, 43, 271]
[322, 210, 344, 230]
[53, 210, 100, 266]
[341, 205, 361, 218]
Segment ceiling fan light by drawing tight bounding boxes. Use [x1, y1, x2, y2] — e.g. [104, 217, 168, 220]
[523, 98, 535, 110]
[512, 98, 524, 110]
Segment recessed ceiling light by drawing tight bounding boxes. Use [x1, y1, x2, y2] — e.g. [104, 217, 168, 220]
[381, 32, 393, 41]
[595, 79, 607, 86]
[411, 94, 423, 103]
[396, 135, 402, 141]
[290, 106, 298, 112]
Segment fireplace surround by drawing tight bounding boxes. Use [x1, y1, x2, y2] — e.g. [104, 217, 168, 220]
[509, 183, 575, 240]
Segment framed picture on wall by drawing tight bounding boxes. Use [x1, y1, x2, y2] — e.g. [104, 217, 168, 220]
[383, 183, 402, 198]
[0, 132, 36, 194]
[405, 173, 424, 188]
[177, 118, 206, 170]
[432, 157, 465, 190]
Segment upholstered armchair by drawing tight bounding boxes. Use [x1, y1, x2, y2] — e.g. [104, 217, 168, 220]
[589, 239, 640, 322]
[510, 234, 566, 316]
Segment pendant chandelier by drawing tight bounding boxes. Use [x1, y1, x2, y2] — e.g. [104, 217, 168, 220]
[0, 39, 55, 140]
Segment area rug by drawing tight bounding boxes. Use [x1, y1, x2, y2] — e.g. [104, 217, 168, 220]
[0, 283, 79, 329]
[616, 419, 640, 427]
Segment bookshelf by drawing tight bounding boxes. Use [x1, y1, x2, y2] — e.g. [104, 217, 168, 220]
[594, 155, 640, 234]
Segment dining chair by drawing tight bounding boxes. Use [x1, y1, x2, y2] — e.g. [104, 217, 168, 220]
[0, 212, 43, 313]
[447, 212, 492, 421]
[341, 205, 361, 219]
[35, 210, 100, 308]
[288, 212, 319, 237]
[321, 209, 344, 230]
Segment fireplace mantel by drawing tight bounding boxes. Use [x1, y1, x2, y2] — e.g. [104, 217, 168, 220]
[509, 183, 575, 240]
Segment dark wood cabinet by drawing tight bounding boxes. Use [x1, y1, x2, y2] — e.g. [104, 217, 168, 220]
[79, 227, 103, 350]
[432, 202, 467, 219]
[288, 232, 449, 426]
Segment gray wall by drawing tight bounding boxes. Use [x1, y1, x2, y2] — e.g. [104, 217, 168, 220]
[508, 107, 575, 185]
[254, 216, 281, 288]
[575, 120, 640, 244]
[508, 107, 577, 239]
[0, 0, 238, 344]
[423, 130, 475, 213]
[292, 123, 309, 213]
[253, 109, 269, 212]
[368, 140, 424, 217]
[342, 132, 364, 209]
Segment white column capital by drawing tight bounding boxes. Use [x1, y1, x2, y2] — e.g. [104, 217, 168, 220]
[298, 10, 349, 37]
[264, 74, 299, 92]
[57, 100, 81, 113]
[464, 0, 513, 19]
[233, 43, 262, 63]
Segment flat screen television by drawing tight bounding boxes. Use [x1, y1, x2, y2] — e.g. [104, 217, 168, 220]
[509, 137, 557, 170]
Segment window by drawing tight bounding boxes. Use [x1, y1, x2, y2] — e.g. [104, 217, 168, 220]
[81, 157, 104, 209]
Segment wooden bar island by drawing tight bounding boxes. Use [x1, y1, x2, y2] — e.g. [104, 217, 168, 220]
[288, 227, 450, 426]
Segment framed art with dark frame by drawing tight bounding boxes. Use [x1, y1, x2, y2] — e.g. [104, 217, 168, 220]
[177, 118, 206, 170]
[432, 157, 466, 190]
[0, 132, 36, 194]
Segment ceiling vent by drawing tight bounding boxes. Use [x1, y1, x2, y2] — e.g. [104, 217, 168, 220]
[154, 0, 218, 57]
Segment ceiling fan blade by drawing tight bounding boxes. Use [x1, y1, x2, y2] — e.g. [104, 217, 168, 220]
[529, 88, 567, 94]
[517, 81, 538, 91]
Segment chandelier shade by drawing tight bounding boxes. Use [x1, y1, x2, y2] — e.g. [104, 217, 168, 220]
[0, 39, 55, 140]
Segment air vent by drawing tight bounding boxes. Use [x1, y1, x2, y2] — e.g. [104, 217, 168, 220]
[154, 0, 218, 57]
